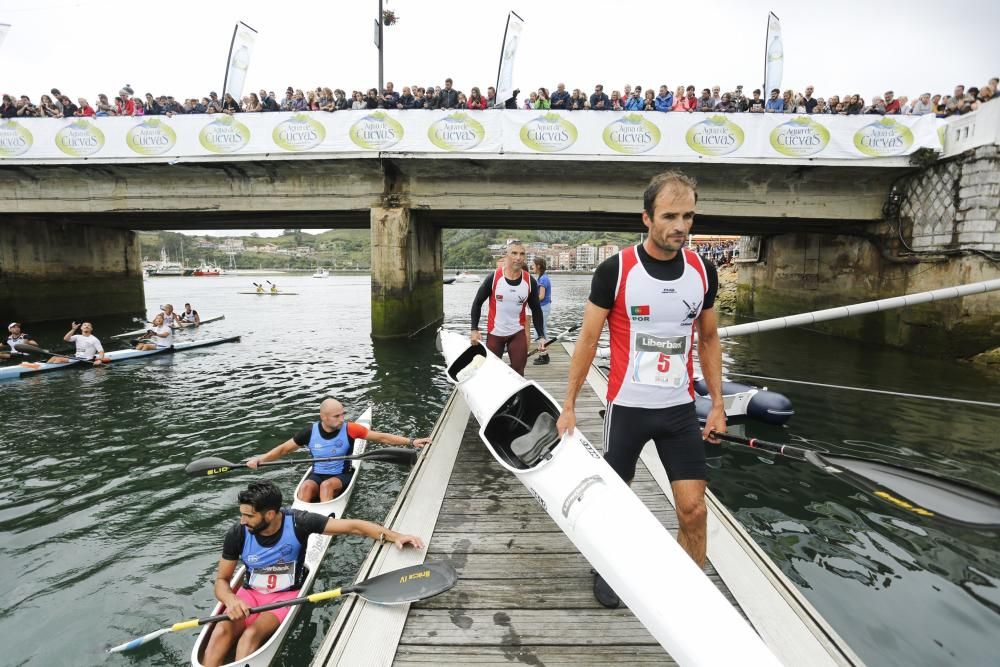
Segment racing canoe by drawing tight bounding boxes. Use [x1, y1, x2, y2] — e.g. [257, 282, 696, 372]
[190, 407, 372, 667]
[439, 330, 779, 666]
[0, 336, 241, 381]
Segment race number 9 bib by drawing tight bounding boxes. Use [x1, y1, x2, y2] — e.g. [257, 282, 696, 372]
[630, 333, 688, 388]
[248, 561, 296, 592]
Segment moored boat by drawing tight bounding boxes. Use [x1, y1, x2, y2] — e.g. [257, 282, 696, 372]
[190, 407, 373, 667]
[0, 336, 241, 381]
[193, 266, 224, 277]
[452, 271, 480, 283]
[312, 268, 330, 279]
[438, 330, 780, 665]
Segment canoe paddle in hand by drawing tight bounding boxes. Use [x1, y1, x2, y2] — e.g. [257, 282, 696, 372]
[710, 431, 1000, 529]
[527, 323, 579, 358]
[107, 561, 457, 653]
[185, 447, 419, 477]
[13, 343, 60, 357]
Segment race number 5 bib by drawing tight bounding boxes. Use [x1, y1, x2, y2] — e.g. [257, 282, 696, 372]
[631, 333, 688, 388]
[248, 561, 296, 592]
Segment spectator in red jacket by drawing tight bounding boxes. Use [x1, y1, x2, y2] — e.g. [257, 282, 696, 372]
[467, 86, 488, 110]
[74, 98, 95, 117]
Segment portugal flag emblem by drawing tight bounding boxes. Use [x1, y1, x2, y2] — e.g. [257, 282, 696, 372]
[630, 305, 651, 316]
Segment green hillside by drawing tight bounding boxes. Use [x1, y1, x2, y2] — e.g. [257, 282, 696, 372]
[138, 228, 643, 271]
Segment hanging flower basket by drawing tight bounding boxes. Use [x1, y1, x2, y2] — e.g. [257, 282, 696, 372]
[382, 10, 398, 26]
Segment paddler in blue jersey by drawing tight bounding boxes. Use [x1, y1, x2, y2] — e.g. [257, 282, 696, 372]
[247, 398, 431, 502]
[202, 480, 424, 667]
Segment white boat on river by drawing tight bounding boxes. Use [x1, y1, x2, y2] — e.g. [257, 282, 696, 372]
[190, 406, 373, 667]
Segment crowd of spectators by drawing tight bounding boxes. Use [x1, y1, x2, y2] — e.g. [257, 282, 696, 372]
[3, 77, 997, 120]
[694, 240, 738, 266]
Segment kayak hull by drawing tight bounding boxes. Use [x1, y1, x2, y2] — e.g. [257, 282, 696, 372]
[0, 336, 240, 381]
[111, 315, 225, 340]
[190, 407, 373, 667]
[439, 331, 779, 666]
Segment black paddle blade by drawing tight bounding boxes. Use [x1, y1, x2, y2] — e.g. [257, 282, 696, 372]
[184, 457, 239, 477]
[364, 447, 419, 466]
[818, 453, 1000, 529]
[14, 343, 53, 356]
[350, 561, 457, 605]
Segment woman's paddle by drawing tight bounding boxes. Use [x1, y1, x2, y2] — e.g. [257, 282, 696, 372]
[710, 431, 1000, 529]
[527, 323, 580, 358]
[185, 447, 419, 477]
[107, 561, 457, 654]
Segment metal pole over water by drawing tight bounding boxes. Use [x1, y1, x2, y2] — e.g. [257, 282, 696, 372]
[718, 278, 1000, 339]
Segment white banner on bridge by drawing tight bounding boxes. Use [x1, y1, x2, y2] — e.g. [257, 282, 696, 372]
[0, 109, 943, 162]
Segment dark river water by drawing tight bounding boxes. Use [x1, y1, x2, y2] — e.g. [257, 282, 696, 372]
[0, 273, 997, 667]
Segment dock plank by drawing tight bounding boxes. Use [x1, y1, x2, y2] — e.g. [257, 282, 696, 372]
[394, 645, 676, 665]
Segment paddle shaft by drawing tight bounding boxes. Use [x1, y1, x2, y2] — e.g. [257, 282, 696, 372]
[180, 587, 348, 630]
[253, 450, 407, 469]
[527, 324, 579, 358]
[710, 431, 809, 461]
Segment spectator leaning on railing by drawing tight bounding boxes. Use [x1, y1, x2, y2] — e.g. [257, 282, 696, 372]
[7, 75, 996, 122]
[654, 85, 673, 112]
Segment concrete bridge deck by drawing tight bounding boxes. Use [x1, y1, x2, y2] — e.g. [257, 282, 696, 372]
[311, 343, 861, 666]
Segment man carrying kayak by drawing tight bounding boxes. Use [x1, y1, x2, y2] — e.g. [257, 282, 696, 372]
[246, 398, 431, 502]
[48, 321, 110, 365]
[470, 240, 547, 376]
[201, 480, 424, 667]
[557, 170, 725, 608]
[6, 322, 39, 357]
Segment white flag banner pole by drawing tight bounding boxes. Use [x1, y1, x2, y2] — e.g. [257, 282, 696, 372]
[222, 22, 258, 102]
[495, 11, 524, 106]
[0, 23, 11, 51]
[763, 12, 783, 94]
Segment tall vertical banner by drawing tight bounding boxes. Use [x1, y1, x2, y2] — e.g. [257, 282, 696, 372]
[0, 23, 11, 51]
[222, 22, 258, 102]
[763, 12, 783, 94]
[495, 11, 524, 106]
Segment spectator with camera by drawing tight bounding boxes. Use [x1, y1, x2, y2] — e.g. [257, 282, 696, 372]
[16, 95, 37, 117]
[697, 88, 715, 112]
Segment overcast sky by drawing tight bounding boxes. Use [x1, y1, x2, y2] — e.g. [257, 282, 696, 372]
[2, 0, 997, 237]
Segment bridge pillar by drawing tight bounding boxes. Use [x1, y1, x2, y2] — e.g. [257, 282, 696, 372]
[0, 217, 144, 325]
[370, 206, 443, 339]
[737, 139, 1000, 358]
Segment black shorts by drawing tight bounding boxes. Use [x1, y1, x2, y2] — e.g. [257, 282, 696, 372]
[306, 467, 354, 490]
[603, 402, 706, 483]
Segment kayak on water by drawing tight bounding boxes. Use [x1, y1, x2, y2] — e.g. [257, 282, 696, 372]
[110, 315, 226, 340]
[438, 330, 780, 666]
[0, 336, 241, 381]
[238, 292, 299, 296]
[190, 407, 373, 667]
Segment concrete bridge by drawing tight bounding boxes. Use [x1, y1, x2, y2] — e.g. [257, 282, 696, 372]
[1, 105, 997, 355]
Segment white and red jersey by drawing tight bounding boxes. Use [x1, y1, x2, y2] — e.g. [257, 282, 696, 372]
[606, 246, 708, 408]
[487, 268, 531, 336]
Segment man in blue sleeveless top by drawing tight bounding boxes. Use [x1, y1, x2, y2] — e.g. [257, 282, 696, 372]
[247, 398, 431, 502]
[202, 481, 424, 666]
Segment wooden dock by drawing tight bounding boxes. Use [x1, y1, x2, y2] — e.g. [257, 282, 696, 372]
[313, 343, 862, 666]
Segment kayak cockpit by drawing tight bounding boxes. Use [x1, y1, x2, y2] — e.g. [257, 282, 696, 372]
[482, 385, 561, 470]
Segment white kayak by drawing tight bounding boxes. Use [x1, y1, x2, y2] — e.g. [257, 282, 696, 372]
[0, 336, 241, 381]
[190, 406, 373, 667]
[439, 330, 779, 666]
[110, 315, 226, 340]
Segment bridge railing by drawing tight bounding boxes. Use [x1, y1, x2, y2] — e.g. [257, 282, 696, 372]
[0, 109, 944, 166]
[943, 98, 1000, 158]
